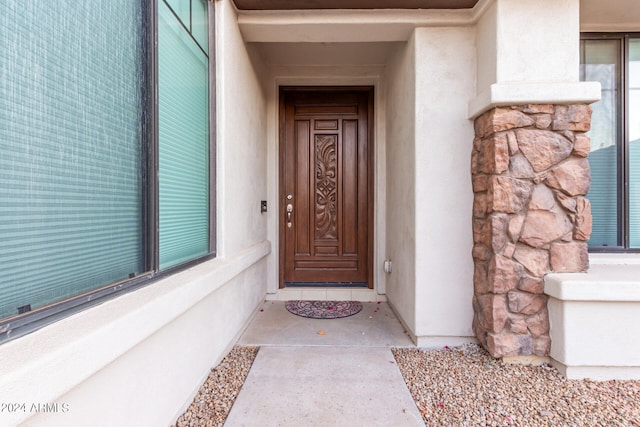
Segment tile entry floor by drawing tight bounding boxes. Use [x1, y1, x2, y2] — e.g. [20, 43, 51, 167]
[236, 300, 415, 348]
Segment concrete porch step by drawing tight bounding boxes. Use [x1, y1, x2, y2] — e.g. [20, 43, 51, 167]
[225, 301, 423, 426]
[224, 346, 425, 426]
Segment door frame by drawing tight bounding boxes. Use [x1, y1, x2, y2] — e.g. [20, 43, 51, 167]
[278, 86, 375, 289]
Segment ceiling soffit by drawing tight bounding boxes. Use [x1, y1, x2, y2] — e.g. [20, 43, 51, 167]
[233, 0, 479, 10]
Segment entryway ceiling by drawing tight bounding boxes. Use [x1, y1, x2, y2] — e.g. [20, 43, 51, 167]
[233, 0, 479, 10]
[249, 42, 402, 66]
[580, 0, 640, 31]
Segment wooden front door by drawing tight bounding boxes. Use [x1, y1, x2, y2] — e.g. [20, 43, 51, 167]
[279, 87, 373, 288]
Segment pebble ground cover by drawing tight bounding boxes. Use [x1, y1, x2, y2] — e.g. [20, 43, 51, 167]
[174, 344, 640, 426]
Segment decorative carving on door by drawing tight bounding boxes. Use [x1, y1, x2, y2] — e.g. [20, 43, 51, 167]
[315, 135, 337, 240]
[280, 87, 373, 288]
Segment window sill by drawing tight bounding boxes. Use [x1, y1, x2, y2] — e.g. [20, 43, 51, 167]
[546, 253, 640, 301]
[545, 262, 640, 302]
[545, 254, 640, 380]
[0, 240, 270, 426]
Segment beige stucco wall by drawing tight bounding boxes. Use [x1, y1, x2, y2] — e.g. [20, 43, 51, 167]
[385, 35, 417, 334]
[235, 2, 484, 344]
[217, 4, 269, 256]
[413, 27, 477, 345]
[258, 58, 389, 298]
[475, 0, 497, 94]
[24, 256, 268, 427]
[546, 262, 640, 380]
[470, 0, 599, 118]
[497, 0, 579, 84]
[476, 0, 580, 86]
[250, 26, 479, 345]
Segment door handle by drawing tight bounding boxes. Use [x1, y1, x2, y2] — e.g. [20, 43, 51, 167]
[286, 203, 293, 228]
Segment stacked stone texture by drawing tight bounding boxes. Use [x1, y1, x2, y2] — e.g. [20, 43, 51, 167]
[471, 105, 592, 358]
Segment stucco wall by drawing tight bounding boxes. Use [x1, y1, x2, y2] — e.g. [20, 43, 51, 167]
[249, 42, 390, 295]
[385, 34, 417, 334]
[0, 2, 271, 425]
[24, 257, 268, 427]
[475, 0, 497, 94]
[470, 0, 597, 118]
[476, 0, 579, 88]
[497, 0, 579, 84]
[217, 1, 269, 256]
[413, 27, 476, 344]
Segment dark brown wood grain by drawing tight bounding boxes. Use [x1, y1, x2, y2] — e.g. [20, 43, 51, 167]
[279, 87, 374, 287]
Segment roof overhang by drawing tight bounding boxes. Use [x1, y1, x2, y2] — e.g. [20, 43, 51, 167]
[233, 0, 493, 43]
[233, 0, 479, 10]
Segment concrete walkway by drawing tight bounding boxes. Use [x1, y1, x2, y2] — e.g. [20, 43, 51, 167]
[225, 301, 425, 427]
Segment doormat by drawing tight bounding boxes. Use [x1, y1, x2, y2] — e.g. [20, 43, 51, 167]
[285, 300, 363, 319]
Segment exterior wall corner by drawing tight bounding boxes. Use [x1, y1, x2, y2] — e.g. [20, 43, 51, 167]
[471, 104, 592, 358]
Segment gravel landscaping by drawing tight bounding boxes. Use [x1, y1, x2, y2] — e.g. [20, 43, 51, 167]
[173, 346, 259, 427]
[393, 344, 640, 427]
[174, 344, 639, 427]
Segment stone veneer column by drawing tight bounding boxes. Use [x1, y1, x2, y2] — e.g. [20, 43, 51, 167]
[471, 105, 592, 358]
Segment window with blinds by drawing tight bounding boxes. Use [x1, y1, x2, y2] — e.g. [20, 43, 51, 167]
[0, 0, 214, 333]
[580, 34, 640, 250]
[159, 0, 210, 269]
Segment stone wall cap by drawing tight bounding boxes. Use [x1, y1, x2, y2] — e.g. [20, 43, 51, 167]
[545, 264, 640, 301]
[469, 82, 602, 119]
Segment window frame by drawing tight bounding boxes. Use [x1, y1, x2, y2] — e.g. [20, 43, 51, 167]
[0, 0, 216, 343]
[581, 32, 640, 253]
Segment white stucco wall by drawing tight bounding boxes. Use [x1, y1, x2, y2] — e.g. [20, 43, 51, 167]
[496, 0, 579, 84]
[217, 2, 269, 256]
[382, 27, 478, 345]
[0, 2, 271, 425]
[385, 35, 417, 334]
[258, 56, 389, 297]
[250, 28, 479, 344]
[475, 0, 497, 94]
[20, 250, 269, 427]
[413, 27, 476, 345]
[546, 261, 640, 380]
[471, 0, 599, 118]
